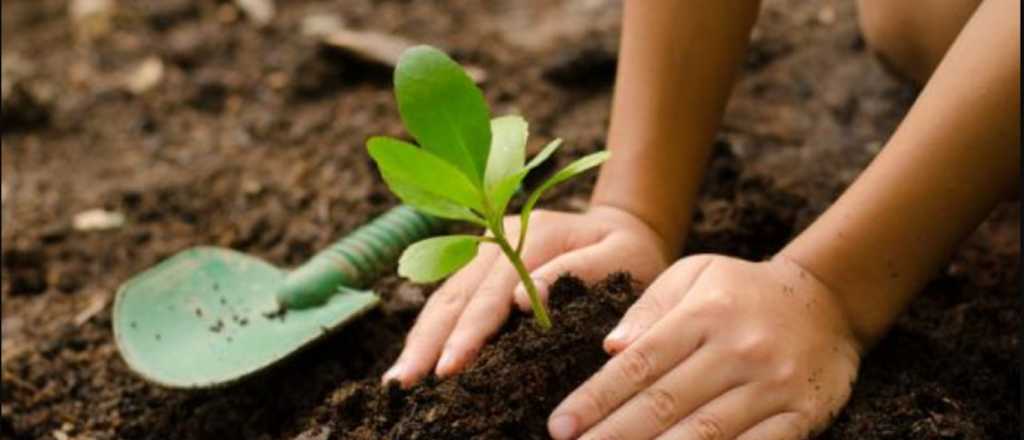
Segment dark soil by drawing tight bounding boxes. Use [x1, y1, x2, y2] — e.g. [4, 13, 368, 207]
[317, 274, 636, 440]
[2, 1, 1018, 440]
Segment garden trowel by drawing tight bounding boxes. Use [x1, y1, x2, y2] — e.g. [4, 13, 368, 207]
[113, 205, 443, 389]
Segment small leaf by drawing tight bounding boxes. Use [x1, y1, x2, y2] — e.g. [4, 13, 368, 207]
[485, 138, 563, 218]
[367, 136, 483, 213]
[484, 115, 528, 187]
[487, 169, 528, 219]
[386, 180, 486, 225]
[517, 150, 610, 251]
[398, 235, 481, 282]
[395, 46, 491, 185]
[525, 138, 562, 170]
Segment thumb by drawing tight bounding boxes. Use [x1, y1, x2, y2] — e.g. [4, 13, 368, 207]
[602, 255, 713, 354]
[513, 244, 613, 312]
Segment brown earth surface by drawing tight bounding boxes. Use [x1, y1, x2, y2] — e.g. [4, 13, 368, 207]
[2, 1, 1018, 439]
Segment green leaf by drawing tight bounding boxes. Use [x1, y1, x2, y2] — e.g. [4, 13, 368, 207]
[487, 169, 527, 219]
[386, 180, 486, 225]
[525, 138, 562, 170]
[395, 46, 491, 185]
[484, 115, 528, 187]
[398, 235, 481, 282]
[485, 138, 563, 219]
[367, 136, 484, 214]
[517, 150, 611, 251]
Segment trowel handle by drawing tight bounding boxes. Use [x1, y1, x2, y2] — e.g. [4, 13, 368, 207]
[278, 205, 445, 309]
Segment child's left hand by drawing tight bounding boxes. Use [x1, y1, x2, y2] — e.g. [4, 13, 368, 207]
[548, 254, 863, 440]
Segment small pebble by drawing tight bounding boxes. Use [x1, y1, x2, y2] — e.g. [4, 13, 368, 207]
[70, 0, 116, 41]
[73, 209, 125, 231]
[817, 6, 837, 25]
[125, 57, 164, 94]
[235, 0, 275, 27]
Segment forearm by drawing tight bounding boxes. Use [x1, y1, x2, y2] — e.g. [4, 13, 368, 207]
[781, 0, 1020, 349]
[592, 0, 761, 257]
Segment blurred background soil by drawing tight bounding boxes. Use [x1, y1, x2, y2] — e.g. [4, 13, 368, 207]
[1, 1, 1018, 439]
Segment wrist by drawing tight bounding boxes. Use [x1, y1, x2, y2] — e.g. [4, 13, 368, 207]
[589, 143, 705, 262]
[769, 252, 876, 354]
[775, 240, 908, 351]
[586, 202, 682, 263]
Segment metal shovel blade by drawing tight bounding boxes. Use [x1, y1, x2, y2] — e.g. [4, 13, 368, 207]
[112, 247, 378, 389]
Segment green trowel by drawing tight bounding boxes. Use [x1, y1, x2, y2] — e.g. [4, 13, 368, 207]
[113, 205, 443, 389]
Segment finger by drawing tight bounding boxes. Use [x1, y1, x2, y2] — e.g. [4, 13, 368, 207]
[548, 305, 705, 440]
[434, 255, 518, 377]
[382, 248, 498, 387]
[604, 257, 713, 354]
[655, 385, 788, 440]
[437, 234, 566, 377]
[735, 413, 811, 440]
[513, 243, 606, 312]
[578, 348, 741, 440]
[577, 347, 737, 437]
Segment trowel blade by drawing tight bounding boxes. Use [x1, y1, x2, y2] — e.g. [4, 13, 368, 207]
[113, 246, 378, 389]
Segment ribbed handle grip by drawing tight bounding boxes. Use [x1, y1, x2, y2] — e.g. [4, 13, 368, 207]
[277, 206, 444, 309]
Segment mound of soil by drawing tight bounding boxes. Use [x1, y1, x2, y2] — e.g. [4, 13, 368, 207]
[317, 274, 636, 440]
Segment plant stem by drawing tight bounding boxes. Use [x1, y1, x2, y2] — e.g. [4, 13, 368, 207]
[493, 234, 553, 330]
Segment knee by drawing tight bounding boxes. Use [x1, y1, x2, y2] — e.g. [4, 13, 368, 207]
[856, 0, 927, 83]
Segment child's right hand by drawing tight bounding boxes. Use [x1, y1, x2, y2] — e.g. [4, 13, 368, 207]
[382, 205, 672, 388]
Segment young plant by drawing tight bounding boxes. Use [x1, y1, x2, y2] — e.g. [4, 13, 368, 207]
[367, 46, 609, 329]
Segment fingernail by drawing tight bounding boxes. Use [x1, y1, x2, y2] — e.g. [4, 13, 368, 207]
[532, 277, 549, 297]
[382, 363, 404, 385]
[513, 284, 526, 299]
[605, 324, 630, 344]
[518, 276, 547, 300]
[549, 414, 577, 440]
[435, 351, 456, 377]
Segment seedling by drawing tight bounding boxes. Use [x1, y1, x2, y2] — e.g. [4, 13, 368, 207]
[367, 46, 609, 329]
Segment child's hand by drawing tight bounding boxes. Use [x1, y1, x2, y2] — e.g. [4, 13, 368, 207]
[548, 254, 863, 440]
[382, 205, 671, 388]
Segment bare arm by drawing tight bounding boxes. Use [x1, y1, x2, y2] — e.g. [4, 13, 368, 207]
[550, 1, 1019, 439]
[781, 0, 1020, 348]
[593, 0, 761, 258]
